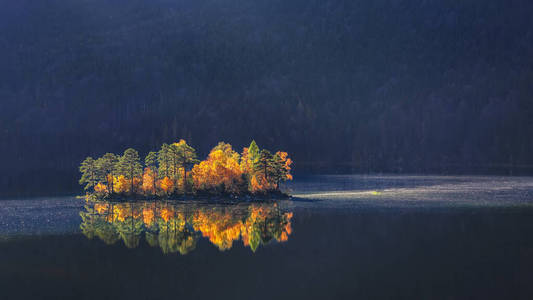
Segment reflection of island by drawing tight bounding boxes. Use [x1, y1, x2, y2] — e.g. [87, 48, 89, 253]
[80, 200, 293, 254]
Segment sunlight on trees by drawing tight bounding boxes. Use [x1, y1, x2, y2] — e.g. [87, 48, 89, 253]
[79, 140, 293, 199]
[159, 177, 175, 195]
[191, 142, 244, 194]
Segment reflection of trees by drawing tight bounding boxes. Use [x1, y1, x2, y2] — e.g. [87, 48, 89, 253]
[80, 204, 120, 245]
[80, 200, 293, 254]
[116, 203, 144, 249]
[158, 225, 197, 255]
[158, 212, 197, 255]
[116, 219, 143, 249]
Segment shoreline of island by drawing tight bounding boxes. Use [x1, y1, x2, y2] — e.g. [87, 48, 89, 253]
[85, 190, 291, 203]
[79, 140, 293, 203]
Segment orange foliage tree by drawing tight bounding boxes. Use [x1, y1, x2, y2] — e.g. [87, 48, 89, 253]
[159, 176, 175, 195]
[114, 175, 129, 194]
[142, 167, 156, 195]
[191, 142, 245, 194]
[94, 182, 108, 194]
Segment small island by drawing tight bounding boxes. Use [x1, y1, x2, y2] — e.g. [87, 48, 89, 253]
[79, 140, 293, 201]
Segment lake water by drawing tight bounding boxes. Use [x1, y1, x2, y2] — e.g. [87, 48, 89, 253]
[2, 175, 533, 299]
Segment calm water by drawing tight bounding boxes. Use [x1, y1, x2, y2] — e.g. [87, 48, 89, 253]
[2, 175, 533, 299]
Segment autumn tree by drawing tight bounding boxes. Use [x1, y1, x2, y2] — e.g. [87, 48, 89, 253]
[271, 151, 293, 189]
[191, 142, 244, 193]
[159, 176, 174, 195]
[114, 175, 130, 194]
[117, 148, 142, 194]
[80, 140, 293, 197]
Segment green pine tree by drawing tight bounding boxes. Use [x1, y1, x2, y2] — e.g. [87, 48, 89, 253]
[174, 140, 199, 192]
[118, 148, 143, 194]
[167, 143, 181, 184]
[254, 149, 276, 189]
[96, 153, 119, 194]
[158, 143, 172, 179]
[271, 153, 288, 190]
[145, 151, 158, 192]
[79, 157, 99, 191]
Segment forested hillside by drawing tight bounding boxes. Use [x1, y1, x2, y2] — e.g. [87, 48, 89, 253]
[1, 0, 532, 196]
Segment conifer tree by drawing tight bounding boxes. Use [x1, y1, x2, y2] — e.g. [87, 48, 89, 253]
[173, 140, 199, 192]
[97, 153, 119, 194]
[271, 153, 289, 189]
[118, 148, 143, 194]
[167, 143, 181, 184]
[254, 149, 275, 188]
[79, 157, 99, 191]
[145, 151, 158, 192]
[248, 140, 260, 169]
[158, 143, 172, 179]
[145, 151, 157, 169]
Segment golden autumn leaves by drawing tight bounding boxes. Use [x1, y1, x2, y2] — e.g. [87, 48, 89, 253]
[189, 141, 293, 195]
[80, 140, 293, 198]
[80, 200, 293, 253]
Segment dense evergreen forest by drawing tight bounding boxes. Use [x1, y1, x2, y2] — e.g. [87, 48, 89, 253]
[1, 0, 533, 196]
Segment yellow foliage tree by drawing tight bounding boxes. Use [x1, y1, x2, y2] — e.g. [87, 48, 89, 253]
[159, 176, 174, 195]
[191, 142, 244, 193]
[94, 182, 108, 194]
[142, 168, 156, 195]
[114, 175, 129, 194]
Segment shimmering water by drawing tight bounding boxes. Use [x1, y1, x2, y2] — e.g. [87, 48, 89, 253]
[1, 175, 533, 299]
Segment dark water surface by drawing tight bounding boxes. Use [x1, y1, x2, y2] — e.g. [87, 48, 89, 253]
[2, 175, 533, 299]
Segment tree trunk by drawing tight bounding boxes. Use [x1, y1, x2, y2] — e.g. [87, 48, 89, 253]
[90, 170, 95, 192]
[130, 168, 134, 194]
[109, 173, 114, 194]
[152, 171, 156, 195]
[183, 167, 187, 193]
[174, 159, 178, 187]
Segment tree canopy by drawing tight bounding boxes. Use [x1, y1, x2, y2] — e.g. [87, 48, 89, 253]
[79, 140, 293, 198]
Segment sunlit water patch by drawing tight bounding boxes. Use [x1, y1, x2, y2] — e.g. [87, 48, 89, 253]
[287, 175, 533, 208]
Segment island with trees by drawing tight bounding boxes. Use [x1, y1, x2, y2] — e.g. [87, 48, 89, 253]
[79, 140, 293, 201]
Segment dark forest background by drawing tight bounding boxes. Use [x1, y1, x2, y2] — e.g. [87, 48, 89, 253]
[1, 0, 533, 197]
